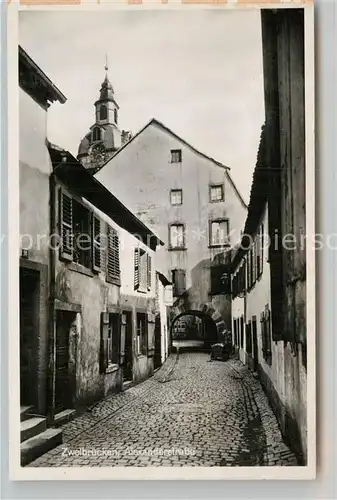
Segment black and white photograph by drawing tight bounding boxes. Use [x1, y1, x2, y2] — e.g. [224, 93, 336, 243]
[9, 1, 315, 480]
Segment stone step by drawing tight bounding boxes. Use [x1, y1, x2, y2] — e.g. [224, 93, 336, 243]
[21, 417, 47, 443]
[54, 409, 76, 427]
[123, 380, 133, 390]
[21, 428, 63, 466]
[20, 405, 34, 422]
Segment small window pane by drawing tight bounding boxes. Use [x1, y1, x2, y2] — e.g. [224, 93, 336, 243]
[171, 149, 182, 163]
[170, 190, 182, 205]
[210, 220, 229, 246]
[210, 185, 224, 202]
[100, 105, 107, 120]
[93, 127, 101, 142]
[170, 224, 184, 248]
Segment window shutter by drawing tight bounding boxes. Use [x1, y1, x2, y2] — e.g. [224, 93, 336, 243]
[134, 247, 140, 290]
[107, 226, 120, 282]
[100, 312, 109, 373]
[92, 215, 101, 272]
[260, 311, 266, 357]
[144, 314, 149, 355]
[120, 314, 126, 365]
[260, 224, 264, 276]
[147, 254, 152, 291]
[177, 270, 186, 296]
[59, 190, 73, 261]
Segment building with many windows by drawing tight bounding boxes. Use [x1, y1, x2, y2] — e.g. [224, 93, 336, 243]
[231, 8, 308, 464]
[48, 144, 167, 417]
[19, 45, 68, 465]
[94, 118, 247, 338]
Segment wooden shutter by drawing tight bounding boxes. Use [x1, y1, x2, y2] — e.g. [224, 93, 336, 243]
[177, 270, 186, 296]
[120, 313, 126, 365]
[92, 215, 101, 272]
[59, 190, 73, 261]
[107, 226, 120, 282]
[100, 312, 109, 373]
[265, 306, 272, 356]
[134, 247, 140, 290]
[260, 224, 264, 276]
[147, 254, 152, 291]
[144, 314, 149, 356]
[260, 312, 266, 358]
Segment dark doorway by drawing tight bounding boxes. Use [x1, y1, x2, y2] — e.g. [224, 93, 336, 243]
[171, 311, 218, 351]
[122, 311, 133, 381]
[154, 314, 162, 370]
[55, 310, 76, 412]
[252, 316, 258, 372]
[240, 316, 244, 348]
[108, 313, 120, 365]
[20, 267, 40, 407]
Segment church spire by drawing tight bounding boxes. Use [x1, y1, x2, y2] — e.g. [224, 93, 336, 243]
[98, 56, 115, 103]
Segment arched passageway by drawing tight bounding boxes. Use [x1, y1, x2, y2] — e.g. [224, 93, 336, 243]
[170, 310, 218, 351]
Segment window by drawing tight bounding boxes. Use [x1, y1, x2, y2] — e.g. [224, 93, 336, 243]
[100, 105, 107, 120]
[209, 219, 229, 247]
[107, 313, 120, 365]
[233, 319, 237, 346]
[169, 224, 185, 249]
[256, 224, 264, 277]
[106, 226, 120, 284]
[170, 189, 182, 206]
[114, 108, 118, 124]
[72, 199, 91, 269]
[210, 184, 224, 202]
[171, 149, 182, 163]
[172, 269, 186, 297]
[59, 191, 73, 261]
[246, 321, 252, 355]
[248, 248, 254, 288]
[134, 248, 152, 292]
[93, 127, 101, 142]
[100, 312, 109, 373]
[136, 312, 147, 356]
[240, 316, 244, 348]
[252, 241, 257, 284]
[92, 215, 101, 272]
[211, 264, 231, 295]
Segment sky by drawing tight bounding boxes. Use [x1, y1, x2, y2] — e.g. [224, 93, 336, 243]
[19, 9, 265, 204]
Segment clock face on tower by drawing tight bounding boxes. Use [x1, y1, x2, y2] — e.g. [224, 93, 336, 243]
[90, 142, 106, 166]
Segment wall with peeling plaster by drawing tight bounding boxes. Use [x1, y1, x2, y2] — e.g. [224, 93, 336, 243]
[19, 87, 52, 415]
[54, 187, 159, 407]
[231, 204, 307, 463]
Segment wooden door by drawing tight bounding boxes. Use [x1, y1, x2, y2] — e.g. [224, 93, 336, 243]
[20, 268, 39, 406]
[252, 316, 258, 371]
[55, 311, 74, 412]
[154, 315, 161, 370]
[123, 311, 133, 381]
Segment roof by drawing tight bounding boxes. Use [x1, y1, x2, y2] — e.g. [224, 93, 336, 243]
[225, 170, 248, 209]
[95, 73, 117, 105]
[231, 124, 269, 270]
[47, 142, 164, 251]
[157, 272, 172, 287]
[19, 46, 67, 106]
[95, 117, 231, 174]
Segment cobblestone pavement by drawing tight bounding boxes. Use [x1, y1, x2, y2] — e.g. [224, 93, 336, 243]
[28, 352, 298, 467]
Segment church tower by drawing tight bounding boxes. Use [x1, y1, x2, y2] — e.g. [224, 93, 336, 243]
[77, 58, 131, 173]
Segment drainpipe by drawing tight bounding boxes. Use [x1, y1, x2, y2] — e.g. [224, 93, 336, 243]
[47, 171, 57, 426]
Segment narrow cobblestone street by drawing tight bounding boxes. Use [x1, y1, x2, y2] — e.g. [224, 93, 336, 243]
[29, 353, 298, 467]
